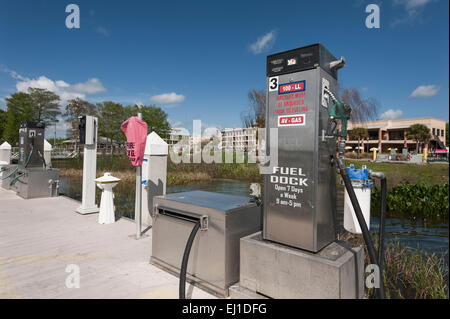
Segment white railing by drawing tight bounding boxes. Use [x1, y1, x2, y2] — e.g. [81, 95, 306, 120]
[11, 147, 19, 160]
[52, 146, 79, 159]
[10, 146, 79, 159]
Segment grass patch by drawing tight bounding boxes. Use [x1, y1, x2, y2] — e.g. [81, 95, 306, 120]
[346, 160, 449, 187]
[54, 157, 448, 187]
[167, 161, 262, 183]
[383, 242, 448, 299]
[339, 232, 449, 299]
[54, 156, 263, 185]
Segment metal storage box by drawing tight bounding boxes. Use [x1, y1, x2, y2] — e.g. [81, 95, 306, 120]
[11, 168, 59, 199]
[150, 191, 262, 297]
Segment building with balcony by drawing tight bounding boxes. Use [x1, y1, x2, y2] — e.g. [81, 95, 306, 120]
[165, 128, 191, 146]
[220, 127, 257, 152]
[346, 117, 447, 154]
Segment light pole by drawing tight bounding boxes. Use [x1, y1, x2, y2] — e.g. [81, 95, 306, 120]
[54, 120, 57, 146]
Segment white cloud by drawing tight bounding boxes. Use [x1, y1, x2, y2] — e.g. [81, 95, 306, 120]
[45, 120, 71, 139]
[392, 0, 432, 25]
[250, 30, 276, 54]
[410, 84, 440, 98]
[16, 76, 106, 105]
[400, 0, 431, 10]
[66, 78, 106, 95]
[95, 26, 110, 37]
[150, 92, 185, 105]
[1, 65, 29, 81]
[168, 118, 184, 128]
[379, 109, 403, 120]
[203, 125, 222, 137]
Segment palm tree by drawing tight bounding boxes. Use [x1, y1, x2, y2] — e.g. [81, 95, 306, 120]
[407, 124, 432, 154]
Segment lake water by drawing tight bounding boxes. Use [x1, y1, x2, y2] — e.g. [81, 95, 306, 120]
[59, 177, 448, 258]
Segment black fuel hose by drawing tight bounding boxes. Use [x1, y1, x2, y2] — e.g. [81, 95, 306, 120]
[378, 178, 387, 269]
[179, 220, 201, 299]
[337, 157, 386, 299]
[374, 175, 387, 269]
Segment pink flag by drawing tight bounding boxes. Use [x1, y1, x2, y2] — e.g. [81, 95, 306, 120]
[121, 116, 148, 166]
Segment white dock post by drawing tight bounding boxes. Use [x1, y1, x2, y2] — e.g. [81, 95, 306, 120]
[76, 116, 99, 214]
[44, 139, 52, 168]
[141, 132, 168, 227]
[0, 142, 12, 165]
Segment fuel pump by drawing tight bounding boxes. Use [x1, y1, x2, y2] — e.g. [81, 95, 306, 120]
[1, 122, 59, 198]
[250, 43, 387, 299]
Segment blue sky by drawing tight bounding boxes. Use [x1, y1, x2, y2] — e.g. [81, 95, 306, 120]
[0, 0, 448, 137]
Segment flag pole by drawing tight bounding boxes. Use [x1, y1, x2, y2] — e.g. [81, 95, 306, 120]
[135, 109, 143, 239]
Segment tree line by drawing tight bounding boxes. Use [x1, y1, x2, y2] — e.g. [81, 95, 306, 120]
[0, 87, 171, 147]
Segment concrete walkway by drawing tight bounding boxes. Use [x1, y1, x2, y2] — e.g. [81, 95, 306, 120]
[0, 187, 215, 299]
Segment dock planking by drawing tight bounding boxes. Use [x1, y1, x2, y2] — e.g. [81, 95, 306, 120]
[0, 187, 215, 299]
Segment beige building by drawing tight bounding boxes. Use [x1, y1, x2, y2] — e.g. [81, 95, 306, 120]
[165, 128, 191, 146]
[347, 117, 447, 153]
[220, 128, 257, 152]
[166, 127, 259, 153]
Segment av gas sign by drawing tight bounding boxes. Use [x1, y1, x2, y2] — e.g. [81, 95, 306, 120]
[278, 114, 305, 127]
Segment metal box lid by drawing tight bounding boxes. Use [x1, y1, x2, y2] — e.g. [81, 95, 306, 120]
[162, 191, 253, 212]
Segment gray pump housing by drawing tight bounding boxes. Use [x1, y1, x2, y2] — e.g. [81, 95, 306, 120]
[263, 44, 340, 252]
[18, 122, 45, 168]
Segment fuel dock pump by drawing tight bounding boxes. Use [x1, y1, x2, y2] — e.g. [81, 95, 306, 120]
[1, 122, 59, 198]
[259, 44, 386, 299]
[323, 87, 387, 299]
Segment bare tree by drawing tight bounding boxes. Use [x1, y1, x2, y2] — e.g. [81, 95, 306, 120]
[240, 87, 377, 128]
[339, 88, 379, 123]
[241, 89, 266, 128]
[64, 98, 96, 140]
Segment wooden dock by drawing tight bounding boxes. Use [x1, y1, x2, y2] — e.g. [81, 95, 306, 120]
[0, 187, 215, 299]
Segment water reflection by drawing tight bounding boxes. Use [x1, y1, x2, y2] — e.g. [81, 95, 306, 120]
[371, 218, 449, 257]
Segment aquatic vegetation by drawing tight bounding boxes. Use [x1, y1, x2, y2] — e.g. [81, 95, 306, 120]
[371, 182, 449, 219]
[382, 242, 448, 299]
[339, 232, 449, 299]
